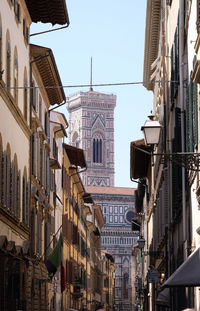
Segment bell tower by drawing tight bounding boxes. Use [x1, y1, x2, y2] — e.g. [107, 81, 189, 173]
[67, 89, 116, 187]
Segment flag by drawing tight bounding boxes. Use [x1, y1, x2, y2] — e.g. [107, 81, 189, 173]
[45, 234, 63, 276]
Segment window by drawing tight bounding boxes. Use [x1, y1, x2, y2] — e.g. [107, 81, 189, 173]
[93, 137, 102, 163]
[14, 1, 21, 22]
[6, 39, 11, 88]
[24, 71, 28, 120]
[13, 50, 18, 104]
[39, 95, 42, 122]
[10, 160, 17, 215]
[123, 273, 129, 299]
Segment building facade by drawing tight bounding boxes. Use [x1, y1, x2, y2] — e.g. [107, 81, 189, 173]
[86, 186, 137, 311]
[131, 0, 200, 310]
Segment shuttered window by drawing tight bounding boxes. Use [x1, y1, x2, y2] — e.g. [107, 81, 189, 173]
[172, 108, 182, 221]
[170, 25, 179, 108]
[22, 176, 26, 223]
[11, 161, 17, 215]
[197, 0, 200, 32]
[186, 75, 198, 152]
[2, 151, 7, 207]
[22, 175, 28, 224]
[17, 171, 21, 219]
[24, 181, 30, 226]
[6, 153, 11, 210]
[6, 40, 11, 88]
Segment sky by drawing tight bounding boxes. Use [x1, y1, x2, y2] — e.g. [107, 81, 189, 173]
[30, 0, 153, 188]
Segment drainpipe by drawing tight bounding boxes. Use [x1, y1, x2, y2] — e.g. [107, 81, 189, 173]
[179, 0, 187, 260]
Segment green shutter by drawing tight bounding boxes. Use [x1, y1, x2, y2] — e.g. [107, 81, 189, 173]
[192, 81, 198, 148]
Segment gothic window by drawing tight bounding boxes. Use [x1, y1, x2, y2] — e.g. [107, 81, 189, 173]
[24, 69, 28, 121]
[13, 48, 18, 104]
[10, 160, 17, 215]
[38, 95, 42, 122]
[6, 152, 11, 210]
[22, 172, 29, 225]
[6, 37, 11, 88]
[93, 137, 102, 163]
[123, 273, 129, 299]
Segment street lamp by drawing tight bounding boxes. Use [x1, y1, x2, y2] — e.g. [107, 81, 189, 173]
[139, 117, 200, 171]
[141, 118, 162, 146]
[137, 236, 145, 250]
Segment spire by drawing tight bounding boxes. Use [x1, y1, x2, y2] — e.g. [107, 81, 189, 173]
[90, 56, 93, 91]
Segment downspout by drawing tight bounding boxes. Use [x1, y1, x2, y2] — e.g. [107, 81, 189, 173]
[179, 0, 187, 260]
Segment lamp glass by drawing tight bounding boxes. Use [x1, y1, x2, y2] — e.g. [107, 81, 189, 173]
[141, 120, 162, 145]
[137, 236, 145, 249]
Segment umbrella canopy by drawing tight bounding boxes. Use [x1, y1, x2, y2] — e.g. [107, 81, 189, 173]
[163, 247, 200, 287]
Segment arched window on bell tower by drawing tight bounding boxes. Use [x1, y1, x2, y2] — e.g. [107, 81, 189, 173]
[93, 137, 102, 163]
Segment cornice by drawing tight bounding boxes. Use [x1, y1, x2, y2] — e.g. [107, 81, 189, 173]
[143, 0, 161, 91]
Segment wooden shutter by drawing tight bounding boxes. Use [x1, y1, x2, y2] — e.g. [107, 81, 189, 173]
[26, 181, 30, 225]
[17, 171, 21, 219]
[12, 163, 17, 216]
[62, 214, 68, 239]
[46, 156, 50, 196]
[2, 152, 7, 207]
[6, 154, 11, 210]
[193, 81, 198, 148]
[22, 177, 26, 222]
[37, 136, 40, 181]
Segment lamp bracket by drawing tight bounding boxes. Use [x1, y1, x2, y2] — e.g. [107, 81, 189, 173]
[155, 152, 200, 171]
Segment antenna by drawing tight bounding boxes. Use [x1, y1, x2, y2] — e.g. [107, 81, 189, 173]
[90, 57, 93, 91]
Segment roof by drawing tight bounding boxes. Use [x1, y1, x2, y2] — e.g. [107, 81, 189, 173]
[25, 0, 70, 26]
[63, 144, 87, 168]
[86, 186, 135, 195]
[30, 44, 66, 106]
[130, 138, 151, 179]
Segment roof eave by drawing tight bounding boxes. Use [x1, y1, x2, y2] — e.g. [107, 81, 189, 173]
[143, 0, 161, 91]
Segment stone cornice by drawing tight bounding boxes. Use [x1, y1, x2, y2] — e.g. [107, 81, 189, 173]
[143, 0, 161, 91]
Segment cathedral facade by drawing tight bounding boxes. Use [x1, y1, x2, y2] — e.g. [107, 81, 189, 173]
[67, 89, 137, 311]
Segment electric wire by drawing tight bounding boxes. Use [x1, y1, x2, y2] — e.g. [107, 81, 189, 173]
[0, 80, 177, 91]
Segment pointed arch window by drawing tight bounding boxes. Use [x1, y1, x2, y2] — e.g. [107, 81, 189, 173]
[22, 175, 29, 225]
[6, 39, 11, 88]
[123, 273, 129, 299]
[14, 52, 18, 104]
[24, 72, 28, 120]
[10, 160, 17, 215]
[93, 138, 102, 163]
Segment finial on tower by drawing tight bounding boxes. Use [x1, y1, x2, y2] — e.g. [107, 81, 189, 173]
[90, 56, 93, 91]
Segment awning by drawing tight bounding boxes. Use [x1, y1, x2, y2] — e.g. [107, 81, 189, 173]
[163, 247, 200, 287]
[63, 144, 86, 169]
[156, 288, 170, 306]
[25, 0, 69, 26]
[130, 139, 151, 179]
